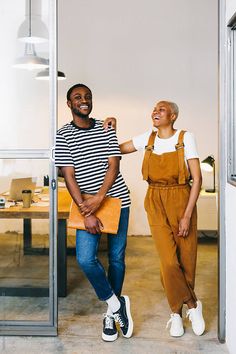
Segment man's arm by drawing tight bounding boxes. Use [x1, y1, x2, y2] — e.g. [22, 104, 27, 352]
[61, 166, 83, 206]
[61, 166, 103, 234]
[79, 156, 120, 216]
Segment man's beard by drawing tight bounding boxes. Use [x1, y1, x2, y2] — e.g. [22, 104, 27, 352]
[72, 107, 91, 118]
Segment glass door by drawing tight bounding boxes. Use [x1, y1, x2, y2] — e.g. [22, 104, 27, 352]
[0, 0, 58, 335]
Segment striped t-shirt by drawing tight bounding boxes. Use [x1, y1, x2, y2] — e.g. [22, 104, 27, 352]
[55, 119, 130, 208]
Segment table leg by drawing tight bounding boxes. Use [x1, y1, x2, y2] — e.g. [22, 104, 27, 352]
[58, 219, 67, 297]
[23, 219, 49, 255]
[23, 219, 32, 252]
[22, 217, 68, 297]
[1, 218, 68, 297]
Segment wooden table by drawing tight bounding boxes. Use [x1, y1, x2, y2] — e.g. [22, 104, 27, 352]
[0, 188, 72, 297]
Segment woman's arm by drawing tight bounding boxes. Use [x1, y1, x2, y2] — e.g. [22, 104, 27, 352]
[103, 117, 117, 131]
[178, 158, 202, 237]
[120, 140, 137, 154]
[103, 118, 138, 154]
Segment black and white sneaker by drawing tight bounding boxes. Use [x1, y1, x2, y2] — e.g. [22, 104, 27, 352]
[113, 295, 133, 338]
[102, 314, 118, 342]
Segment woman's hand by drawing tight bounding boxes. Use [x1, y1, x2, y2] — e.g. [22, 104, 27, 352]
[177, 216, 191, 237]
[84, 215, 104, 234]
[103, 117, 117, 131]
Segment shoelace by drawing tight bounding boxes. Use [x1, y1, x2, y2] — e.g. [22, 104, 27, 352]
[166, 314, 182, 329]
[166, 314, 174, 329]
[103, 314, 114, 329]
[113, 313, 124, 327]
[186, 309, 193, 322]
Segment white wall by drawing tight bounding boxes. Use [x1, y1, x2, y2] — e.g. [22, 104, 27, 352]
[58, 0, 218, 235]
[225, 185, 236, 353]
[224, 2, 236, 353]
[0, 0, 218, 235]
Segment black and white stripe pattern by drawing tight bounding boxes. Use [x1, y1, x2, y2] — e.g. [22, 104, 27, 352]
[55, 119, 130, 208]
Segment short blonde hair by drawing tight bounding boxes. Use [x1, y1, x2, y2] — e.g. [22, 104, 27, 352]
[158, 101, 179, 118]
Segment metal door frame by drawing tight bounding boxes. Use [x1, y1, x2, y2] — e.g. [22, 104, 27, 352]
[0, 0, 58, 336]
[218, 0, 226, 343]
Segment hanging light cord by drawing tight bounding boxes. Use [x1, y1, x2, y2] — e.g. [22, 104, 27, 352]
[28, 0, 32, 38]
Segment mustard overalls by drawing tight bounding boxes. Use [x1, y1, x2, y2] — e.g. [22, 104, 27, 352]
[142, 130, 198, 314]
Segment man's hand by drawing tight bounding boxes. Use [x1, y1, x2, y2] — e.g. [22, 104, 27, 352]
[84, 215, 104, 234]
[177, 216, 191, 237]
[103, 117, 117, 131]
[79, 194, 104, 216]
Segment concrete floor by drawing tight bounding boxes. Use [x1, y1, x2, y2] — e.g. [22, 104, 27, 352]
[0, 235, 228, 354]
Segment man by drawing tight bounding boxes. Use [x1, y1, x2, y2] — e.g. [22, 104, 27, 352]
[55, 84, 133, 342]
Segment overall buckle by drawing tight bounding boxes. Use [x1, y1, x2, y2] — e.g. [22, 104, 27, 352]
[145, 145, 154, 151]
[175, 143, 185, 150]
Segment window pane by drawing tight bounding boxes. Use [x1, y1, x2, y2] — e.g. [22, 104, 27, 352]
[233, 29, 236, 177]
[0, 159, 51, 321]
[0, 0, 50, 150]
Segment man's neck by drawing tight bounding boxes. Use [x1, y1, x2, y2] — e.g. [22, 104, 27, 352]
[72, 115, 91, 129]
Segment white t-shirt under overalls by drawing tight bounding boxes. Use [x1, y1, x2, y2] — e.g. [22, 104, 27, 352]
[132, 129, 199, 166]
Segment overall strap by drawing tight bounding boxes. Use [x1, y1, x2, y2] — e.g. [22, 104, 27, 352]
[142, 131, 157, 181]
[175, 130, 186, 184]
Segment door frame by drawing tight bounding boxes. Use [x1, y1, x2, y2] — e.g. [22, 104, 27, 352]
[0, 0, 58, 336]
[218, 0, 226, 343]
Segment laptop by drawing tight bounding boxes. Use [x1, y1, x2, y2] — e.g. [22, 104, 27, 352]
[9, 177, 37, 201]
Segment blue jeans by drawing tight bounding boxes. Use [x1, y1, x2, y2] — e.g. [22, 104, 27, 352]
[76, 207, 130, 301]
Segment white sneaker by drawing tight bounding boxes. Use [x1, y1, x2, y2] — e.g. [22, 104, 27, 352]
[166, 313, 184, 337]
[186, 300, 205, 336]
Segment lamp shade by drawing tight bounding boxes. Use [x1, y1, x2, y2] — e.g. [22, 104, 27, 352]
[35, 68, 66, 80]
[17, 16, 48, 43]
[13, 43, 49, 70]
[201, 155, 215, 172]
[17, 0, 48, 43]
[201, 155, 215, 193]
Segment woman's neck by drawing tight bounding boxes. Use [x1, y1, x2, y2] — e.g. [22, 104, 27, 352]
[157, 126, 177, 139]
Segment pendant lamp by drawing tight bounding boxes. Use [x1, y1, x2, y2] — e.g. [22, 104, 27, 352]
[17, 0, 48, 43]
[35, 68, 66, 80]
[13, 43, 49, 70]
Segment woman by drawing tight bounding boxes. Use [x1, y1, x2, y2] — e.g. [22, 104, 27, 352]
[105, 100, 205, 337]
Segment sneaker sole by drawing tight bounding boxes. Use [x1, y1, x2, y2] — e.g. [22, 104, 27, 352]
[193, 328, 205, 336]
[122, 295, 133, 338]
[170, 328, 184, 337]
[102, 332, 118, 342]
